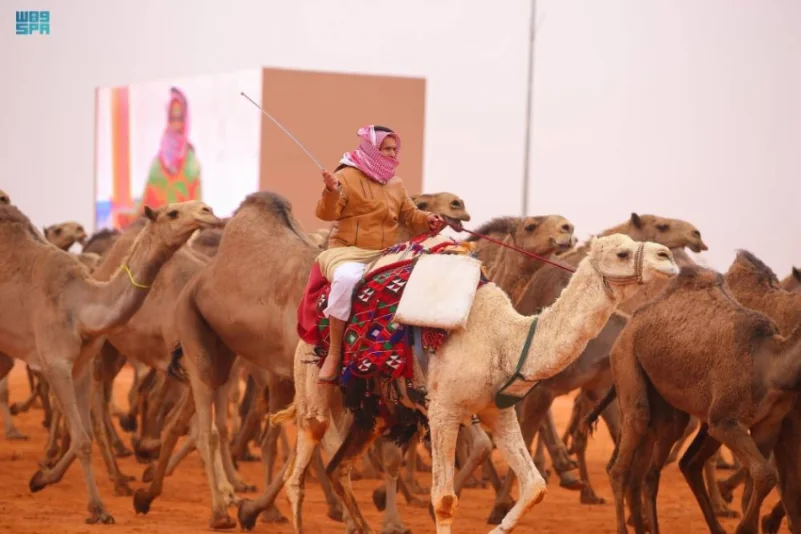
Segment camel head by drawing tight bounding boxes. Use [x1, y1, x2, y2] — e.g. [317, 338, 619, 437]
[412, 193, 471, 226]
[515, 215, 575, 255]
[585, 233, 679, 299]
[142, 200, 222, 248]
[43, 221, 88, 250]
[725, 250, 781, 292]
[623, 213, 708, 253]
[0, 190, 9, 205]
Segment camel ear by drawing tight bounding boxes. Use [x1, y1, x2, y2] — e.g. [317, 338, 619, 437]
[793, 266, 801, 282]
[144, 206, 157, 221]
[630, 213, 642, 229]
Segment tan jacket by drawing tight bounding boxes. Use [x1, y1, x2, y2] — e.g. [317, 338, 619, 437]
[316, 166, 432, 250]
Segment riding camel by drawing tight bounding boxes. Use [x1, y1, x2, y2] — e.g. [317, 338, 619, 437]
[485, 213, 708, 519]
[780, 266, 801, 292]
[603, 263, 801, 534]
[369, 213, 579, 531]
[264, 231, 679, 534]
[0, 199, 220, 524]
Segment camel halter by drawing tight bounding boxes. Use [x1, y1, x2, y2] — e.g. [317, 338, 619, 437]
[121, 264, 151, 289]
[590, 241, 646, 298]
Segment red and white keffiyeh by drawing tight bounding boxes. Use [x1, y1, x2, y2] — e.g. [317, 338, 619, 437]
[339, 126, 401, 184]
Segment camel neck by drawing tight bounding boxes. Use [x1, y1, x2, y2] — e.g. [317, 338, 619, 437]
[74, 228, 178, 335]
[513, 260, 617, 381]
[491, 237, 546, 298]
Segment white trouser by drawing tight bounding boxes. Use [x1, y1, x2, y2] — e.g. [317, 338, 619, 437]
[324, 262, 367, 321]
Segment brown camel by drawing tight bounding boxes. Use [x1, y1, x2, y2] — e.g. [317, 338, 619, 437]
[780, 266, 801, 292]
[605, 264, 801, 534]
[715, 251, 801, 533]
[132, 191, 340, 529]
[0, 199, 220, 524]
[486, 214, 708, 521]
[43, 221, 88, 250]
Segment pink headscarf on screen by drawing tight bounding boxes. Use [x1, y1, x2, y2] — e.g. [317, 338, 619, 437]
[339, 125, 400, 184]
[158, 87, 190, 175]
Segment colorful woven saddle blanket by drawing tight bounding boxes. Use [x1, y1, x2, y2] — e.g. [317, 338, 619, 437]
[296, 233, 488, 386]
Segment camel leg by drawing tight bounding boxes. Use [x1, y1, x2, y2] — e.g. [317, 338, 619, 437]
[703, 456, 739, 518]
[538, 407, 583, 489]
[163, 424, 196, 477]
[453, 421, 493, 495]
[482, 408, 547, 534]
[705, 417, 777, 534]
[403, 433, 429, 494]
[640, 410, 692, 534]
[665, 415, 699, 465]
[214, 376, 257, 495]
[607, 343, 651, 534]
[256, 376, 292, 524]
[677, 424, 737, 534]
[31, 356, 114, 524]
[42, 406, 63, 467]
[488, 389, 553, 525]
[231, 374, 262, 462]
[133, 390, 195, 515]
[766, 406, 801, 534]
[311, 445, 346, 521]
[326, 420, 379, 534]
[573, 386, 621, 505]
[374, 438, 418, 534]
[718, 465, 748, 504]
[1, 373, 28, 440]
[89, 368, 134, 496]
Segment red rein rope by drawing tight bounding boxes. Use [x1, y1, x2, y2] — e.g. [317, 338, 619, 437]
[446, 222, 577, 274]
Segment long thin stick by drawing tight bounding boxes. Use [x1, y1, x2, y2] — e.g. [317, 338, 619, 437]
[240, 91, 324, 170]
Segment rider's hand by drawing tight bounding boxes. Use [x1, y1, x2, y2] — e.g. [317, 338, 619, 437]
[322, 169, 339, 191]
[427, 213, 445, 233]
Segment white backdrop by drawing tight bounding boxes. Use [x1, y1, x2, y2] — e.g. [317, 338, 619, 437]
[2, 0, 800, 274]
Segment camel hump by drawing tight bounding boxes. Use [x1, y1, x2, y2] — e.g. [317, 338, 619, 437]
[733, 249, 780, 284]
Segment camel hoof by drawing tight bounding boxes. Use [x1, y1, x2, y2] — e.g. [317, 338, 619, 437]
[113, 445, 133, 458]
[373, 486, 387, 511]
[260, 504, 288, 524]
[762, 512, 783, 534]
[328, 502, 345, 522]
[5, 429, 29, 441]
[29, 470, 48, 493]
[210, 512, 236, 530]
[435, 495, 457, 522]
[118, 414, 137, 433]
[133, 489, 155, 515]
[486, 501, 514, 525]
[237, 499, 260, 531]
[236, 450, 259, 463]
[235, 483, 258, 494]
[580, 490, 606, 505]
[558, 475, 586, 491]
[86, 511, 115, 525]
[9, 403, 23, 415]
[114, 480, 134, 497]
[714, 507, 740, 519]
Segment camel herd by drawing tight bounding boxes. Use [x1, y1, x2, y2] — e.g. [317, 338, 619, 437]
[0, 184, 800, 534]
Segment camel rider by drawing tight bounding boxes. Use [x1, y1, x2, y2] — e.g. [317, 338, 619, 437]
[315, 125, 445, 385]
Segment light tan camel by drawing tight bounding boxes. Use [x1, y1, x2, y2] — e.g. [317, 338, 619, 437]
[271, 233, 679, 534]
[780, 266, 801, 292]
[0, 199, 220, 524]
[485, 214, 708, 519]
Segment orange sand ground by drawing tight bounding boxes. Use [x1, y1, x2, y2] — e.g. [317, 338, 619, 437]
[0, 362, 787, 533]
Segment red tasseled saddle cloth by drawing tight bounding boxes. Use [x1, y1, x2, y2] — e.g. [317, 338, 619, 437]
[296, 235, 487, 385]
